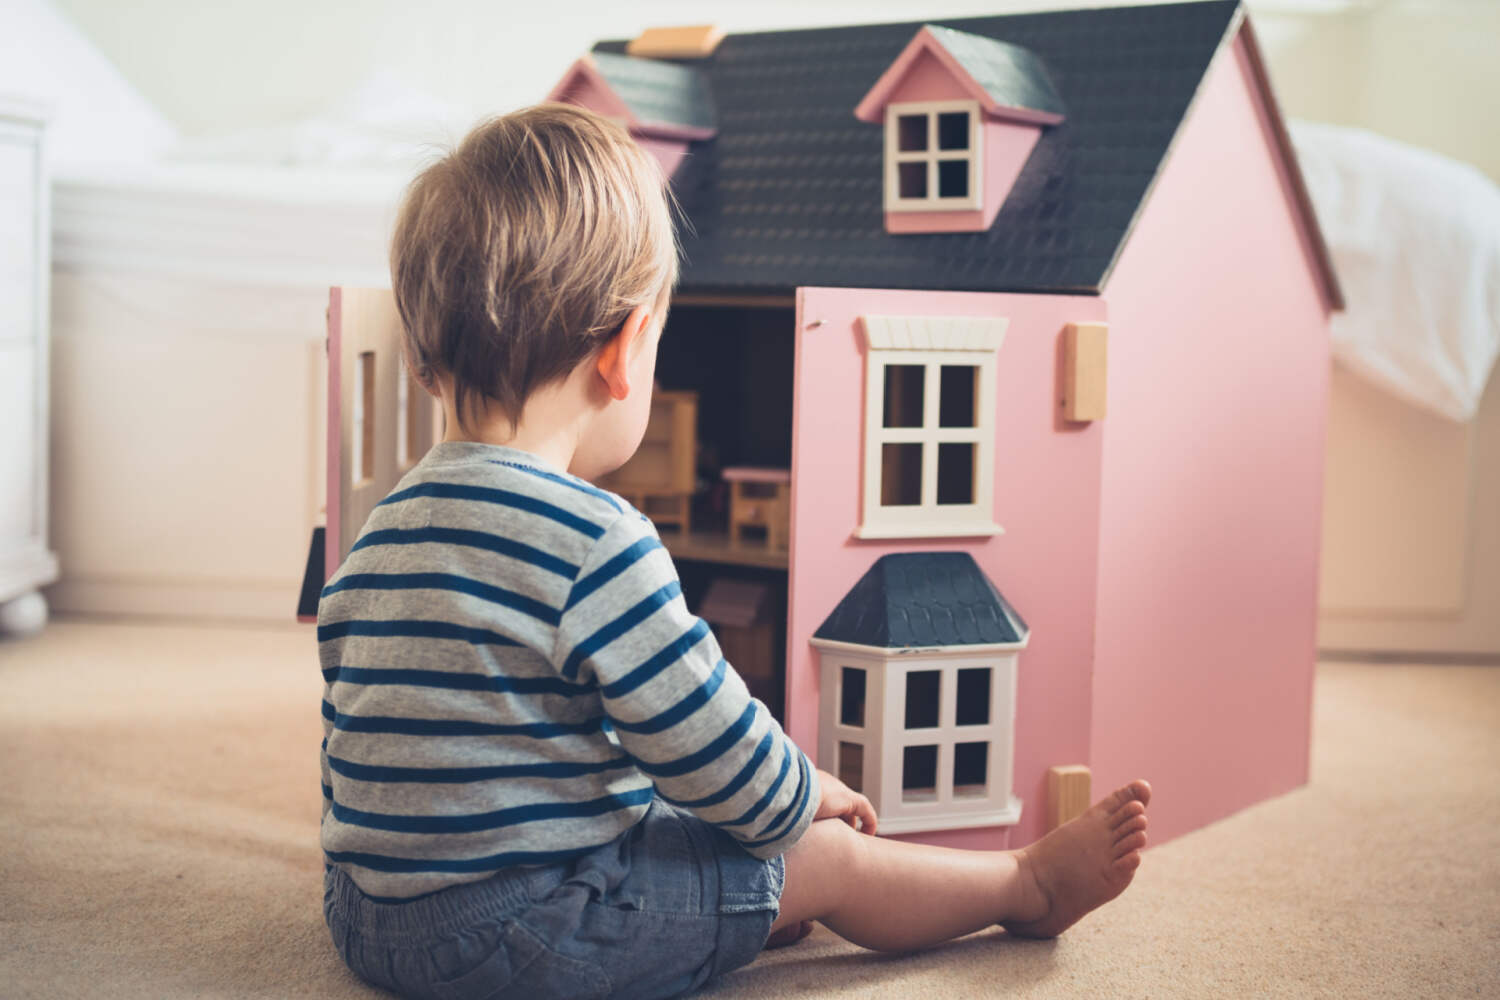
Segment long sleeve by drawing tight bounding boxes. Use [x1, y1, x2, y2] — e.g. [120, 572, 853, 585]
[552, 509, 818, 859]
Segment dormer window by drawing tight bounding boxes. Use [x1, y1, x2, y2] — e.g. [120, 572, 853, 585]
[854, 25, 1066, 235]
[886, 100, 982, 212]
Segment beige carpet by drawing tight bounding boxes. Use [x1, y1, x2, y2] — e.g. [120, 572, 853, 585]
[2, 620, 1496, 999]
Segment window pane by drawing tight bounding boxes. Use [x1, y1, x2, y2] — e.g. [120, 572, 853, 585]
[897, 114, 927, 151]
[902, 744, 938, 801]
[937, 112, 970, 150]
[839, 742, 864, 794]
[883, 364, 924, 428]
[937, 442, 975, 505]
[939, 365, 977, 427]
[898, 161, 927, 199]
[938, 159, 969, 199]
[954, 741, 988, 795]
[881, 443, 922, 506]
[905, 670, 941, 729]
[840, 666, 866, 728]
[956, 668, 991, 726]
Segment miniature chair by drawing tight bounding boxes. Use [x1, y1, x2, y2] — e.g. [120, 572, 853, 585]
[598, 389, 698, 534]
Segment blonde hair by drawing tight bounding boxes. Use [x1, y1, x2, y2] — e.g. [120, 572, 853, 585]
[390, 103, 679, 431]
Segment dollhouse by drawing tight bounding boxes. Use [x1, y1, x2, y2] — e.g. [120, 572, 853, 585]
[325, 0, 1341, 851]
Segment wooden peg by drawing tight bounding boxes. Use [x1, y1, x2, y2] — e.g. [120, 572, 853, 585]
[1062, 322, 1108, 422]
[1047, 764, 1092, 830]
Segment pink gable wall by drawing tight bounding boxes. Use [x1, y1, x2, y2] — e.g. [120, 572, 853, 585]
[789, 286, 1108, 850]
[1090, 31, 1332, 846]
[888, 50, 971, 103]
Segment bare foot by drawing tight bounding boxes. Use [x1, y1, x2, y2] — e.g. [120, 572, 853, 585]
[1001, 779, 1152, 939]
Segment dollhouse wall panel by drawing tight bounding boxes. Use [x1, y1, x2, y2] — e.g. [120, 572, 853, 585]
[789, 286, 1106, 850]
[1090, 31, 1331, 847]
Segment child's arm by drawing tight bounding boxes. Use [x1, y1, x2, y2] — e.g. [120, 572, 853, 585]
[553, 510, 819, 858]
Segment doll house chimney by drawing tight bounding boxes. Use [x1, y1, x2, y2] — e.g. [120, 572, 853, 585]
[853, 25, 1065, 234]
[547, 51, 717, 179]
[809, 552, 1029, 835]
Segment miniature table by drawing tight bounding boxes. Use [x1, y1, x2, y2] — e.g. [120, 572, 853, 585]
[723, 467, 791, 550]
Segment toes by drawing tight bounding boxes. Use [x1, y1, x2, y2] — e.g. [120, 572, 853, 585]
[1109, 800, 1146, 830]
[1114, 830, 1147, 856]
[1103, 780, 1152, 815]
[1112, 814, 1148, 846]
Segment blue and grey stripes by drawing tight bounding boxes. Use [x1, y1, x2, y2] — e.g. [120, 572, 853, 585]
[318, 441, 817, 900]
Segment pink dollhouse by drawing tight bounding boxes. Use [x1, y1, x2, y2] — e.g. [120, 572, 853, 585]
[323, 0, 1342, 853]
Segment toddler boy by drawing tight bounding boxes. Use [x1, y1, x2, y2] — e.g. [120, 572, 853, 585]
[318, 103, 1150, 1000]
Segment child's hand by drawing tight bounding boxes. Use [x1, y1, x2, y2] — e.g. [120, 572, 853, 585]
[814, 769, 878, 835]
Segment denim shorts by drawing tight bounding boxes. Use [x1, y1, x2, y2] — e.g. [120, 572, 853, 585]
[323, 799, 784, 1000]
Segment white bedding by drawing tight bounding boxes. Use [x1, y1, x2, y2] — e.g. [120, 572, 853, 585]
[52, 161, 410, 289]
[1290, 120, 1500, 422]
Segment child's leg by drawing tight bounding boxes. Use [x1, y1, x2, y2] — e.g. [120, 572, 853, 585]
[770, 780, 1150, 952]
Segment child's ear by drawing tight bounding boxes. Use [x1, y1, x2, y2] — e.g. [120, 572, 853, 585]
[595, 304, 653, 401]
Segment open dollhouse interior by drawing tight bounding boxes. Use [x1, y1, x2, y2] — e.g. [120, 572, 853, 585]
[322, 289, 801, 718]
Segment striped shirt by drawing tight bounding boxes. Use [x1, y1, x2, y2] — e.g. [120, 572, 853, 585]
[318, 440, 818, 900]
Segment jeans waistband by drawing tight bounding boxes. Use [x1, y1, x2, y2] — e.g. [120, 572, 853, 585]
[326, 863, 558, 943]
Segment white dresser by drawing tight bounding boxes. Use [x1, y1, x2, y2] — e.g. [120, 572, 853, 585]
[0, 97, 58, 635]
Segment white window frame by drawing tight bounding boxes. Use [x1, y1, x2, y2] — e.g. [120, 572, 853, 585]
[856, 315, 1006, 539]
[812, 639, 1025, 835]
[884, 99, 983, 213]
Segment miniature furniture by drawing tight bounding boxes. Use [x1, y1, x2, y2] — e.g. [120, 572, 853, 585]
[723, 467, 790, 550]
[811, 553, 1027, 834]
[556, 0, 1342, 852]
[598, 389, 697, 534]
[699, 577, 778, 709]
[0, 96, 58, 636]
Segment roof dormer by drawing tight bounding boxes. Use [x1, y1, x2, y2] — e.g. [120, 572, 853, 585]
[854, 25, 1065, 234]
[547, 51, 717, 179]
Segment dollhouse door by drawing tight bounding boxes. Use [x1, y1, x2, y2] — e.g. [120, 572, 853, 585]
[782, 285, 1107, 780]
[324, 287, 443, 579]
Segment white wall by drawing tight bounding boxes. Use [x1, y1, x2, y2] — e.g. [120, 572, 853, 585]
[1254, 0, 1500, 181]
[46, 0, 1159, 136]
[49, 0, 1497, 172]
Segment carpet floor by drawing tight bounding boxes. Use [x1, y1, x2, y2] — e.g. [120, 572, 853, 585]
[2, 620, 1495, 999]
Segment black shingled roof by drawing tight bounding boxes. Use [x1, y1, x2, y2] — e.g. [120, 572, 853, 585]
[813, 552, 1029, 650]
[592, 0, 1244, 297]
[919, 25, 1066, 119]
[591, 52, 717, 133]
